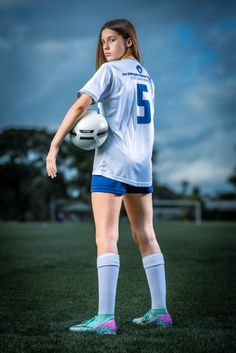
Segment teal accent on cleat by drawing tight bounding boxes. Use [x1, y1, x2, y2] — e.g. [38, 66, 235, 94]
[69, 314, 117, 335]
[133, 309, 173, 327]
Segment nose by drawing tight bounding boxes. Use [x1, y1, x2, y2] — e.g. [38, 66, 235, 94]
[103, 41, 109, 50]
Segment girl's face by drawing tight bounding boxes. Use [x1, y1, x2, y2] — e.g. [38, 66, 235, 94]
[101, 28, 132, 61]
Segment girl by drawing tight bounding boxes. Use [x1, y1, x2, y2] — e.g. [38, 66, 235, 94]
[46, 18, 172, 335]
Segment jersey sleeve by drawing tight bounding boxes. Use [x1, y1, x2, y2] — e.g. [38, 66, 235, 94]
[78, 63, 113, 103]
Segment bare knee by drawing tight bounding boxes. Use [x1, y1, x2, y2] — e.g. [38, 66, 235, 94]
[132, 225, 160, 255]
[141, 235, 159, 249]
[96, 233, 118, 255]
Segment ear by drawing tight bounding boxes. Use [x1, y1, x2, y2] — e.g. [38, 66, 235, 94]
[126, 38, 133, 47]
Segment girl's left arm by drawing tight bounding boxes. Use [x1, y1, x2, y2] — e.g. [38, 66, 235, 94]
[46, 94, 92, 179]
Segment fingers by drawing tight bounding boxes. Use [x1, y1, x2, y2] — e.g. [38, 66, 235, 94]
[46, 158, 57, 179]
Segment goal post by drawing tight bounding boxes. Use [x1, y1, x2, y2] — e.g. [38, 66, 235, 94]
[153, 199, 202, 225]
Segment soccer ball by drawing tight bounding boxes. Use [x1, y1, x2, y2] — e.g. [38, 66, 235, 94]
[70, 110, 108, 150]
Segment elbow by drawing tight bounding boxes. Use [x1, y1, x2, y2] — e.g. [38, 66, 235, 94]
[74, 105, 87, 116]
[71, 103, 88, 122]
[73, 94, 92, 116]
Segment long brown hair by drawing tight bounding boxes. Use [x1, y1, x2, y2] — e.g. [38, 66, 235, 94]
[96, 19, 142, 70]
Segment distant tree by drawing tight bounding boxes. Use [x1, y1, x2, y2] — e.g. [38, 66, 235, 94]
[65, 142, 94, 202]
[181, 180, 189, 195]
[192, 186, 199, 195]
[153, 185, 178, 199]
[228, 166, 236, 189]
[0, 128, 93, 220]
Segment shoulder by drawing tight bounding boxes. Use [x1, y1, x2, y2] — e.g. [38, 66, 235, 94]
[97, 62, 113, 73]
[139, 64, 151, 77]
[89, 63, 113, 83]
[142, 65, 154, 86]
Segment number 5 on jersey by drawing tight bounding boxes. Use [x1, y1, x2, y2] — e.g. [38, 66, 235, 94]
[136, 83, 151, 124]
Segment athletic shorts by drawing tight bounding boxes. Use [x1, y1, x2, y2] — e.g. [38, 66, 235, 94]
[91, 175, 153, 195]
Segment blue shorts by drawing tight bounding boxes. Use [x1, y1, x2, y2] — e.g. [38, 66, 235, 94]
[91, 175, 153, 195]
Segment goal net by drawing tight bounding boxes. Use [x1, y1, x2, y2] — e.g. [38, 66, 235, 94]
[153, 199, 202, 224]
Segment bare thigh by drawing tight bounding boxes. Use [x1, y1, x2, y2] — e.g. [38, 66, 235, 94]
[123, 193, 160, 256]
[91, 192, 123, 256]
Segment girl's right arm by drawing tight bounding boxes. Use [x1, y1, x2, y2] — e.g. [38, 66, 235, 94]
[46, 93, 92, 179]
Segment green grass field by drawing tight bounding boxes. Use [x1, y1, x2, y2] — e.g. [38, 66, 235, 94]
[0, 221, 235, 353]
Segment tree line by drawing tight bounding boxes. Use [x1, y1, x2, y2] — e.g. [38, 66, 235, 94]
[0, 128, 235, 221]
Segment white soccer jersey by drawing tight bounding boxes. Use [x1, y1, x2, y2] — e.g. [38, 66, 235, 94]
[79, 59, 155, 187]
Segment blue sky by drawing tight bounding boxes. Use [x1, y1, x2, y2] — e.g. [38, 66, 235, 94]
[0, 0, 236, 196]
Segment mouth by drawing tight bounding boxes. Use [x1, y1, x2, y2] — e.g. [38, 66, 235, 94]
[104, 53, 111, 57]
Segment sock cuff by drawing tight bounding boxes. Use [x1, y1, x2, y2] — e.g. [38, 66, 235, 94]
[142, 252, 164, 269]
[97, 253, 120, 268]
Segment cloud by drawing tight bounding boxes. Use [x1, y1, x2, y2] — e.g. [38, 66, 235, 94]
[161, 159, 227, 183]
[0, 0, 30, 10]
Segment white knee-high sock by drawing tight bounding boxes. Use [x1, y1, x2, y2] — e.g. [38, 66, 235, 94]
[97, 252, 120, 315]
[143, 253, 167, 310]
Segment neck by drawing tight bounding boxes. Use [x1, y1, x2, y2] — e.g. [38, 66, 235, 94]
[120, 48, 134, 61]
